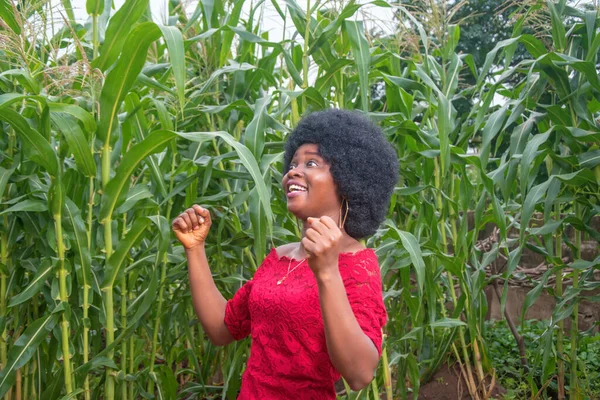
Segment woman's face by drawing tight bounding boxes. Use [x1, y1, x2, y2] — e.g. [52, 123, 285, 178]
[282, 144, 341, 221]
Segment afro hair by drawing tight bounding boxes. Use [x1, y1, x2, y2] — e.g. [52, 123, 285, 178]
[283, 109, 399, 239]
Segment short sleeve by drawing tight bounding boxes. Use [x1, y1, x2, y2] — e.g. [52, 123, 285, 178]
[343, 252, 387, 355]
[224, 279, 254, 340]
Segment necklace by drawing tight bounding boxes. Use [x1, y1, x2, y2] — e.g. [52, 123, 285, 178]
[277, 258, 306, 285]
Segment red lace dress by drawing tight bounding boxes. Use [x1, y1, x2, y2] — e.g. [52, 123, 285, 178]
[224, 247, 387, 399]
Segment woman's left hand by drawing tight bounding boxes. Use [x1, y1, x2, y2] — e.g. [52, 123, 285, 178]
[301, 216, 343, 280]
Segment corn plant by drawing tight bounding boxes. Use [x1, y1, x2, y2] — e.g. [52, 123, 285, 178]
[0, 0, 598, 399]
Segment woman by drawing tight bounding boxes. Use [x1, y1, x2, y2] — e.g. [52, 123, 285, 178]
[172, 109, 399, 399]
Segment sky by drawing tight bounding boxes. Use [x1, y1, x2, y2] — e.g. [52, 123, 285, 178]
[53, 0, 397, 43]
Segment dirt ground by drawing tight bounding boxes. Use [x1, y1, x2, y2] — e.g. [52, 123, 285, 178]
[418, 363, 506, 400]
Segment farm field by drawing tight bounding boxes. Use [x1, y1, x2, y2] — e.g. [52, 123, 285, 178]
[0, 0, 599, 399]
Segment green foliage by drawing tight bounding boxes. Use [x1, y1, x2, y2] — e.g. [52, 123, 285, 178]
[486, 320, 600, 399]
[0, 0, 598, 399]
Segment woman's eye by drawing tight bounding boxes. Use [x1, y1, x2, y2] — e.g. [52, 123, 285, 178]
[307, 160, 318, 167]
[288, 164, 296, 170]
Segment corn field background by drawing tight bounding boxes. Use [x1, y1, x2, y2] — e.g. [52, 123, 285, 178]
[0, 0, 599, 398]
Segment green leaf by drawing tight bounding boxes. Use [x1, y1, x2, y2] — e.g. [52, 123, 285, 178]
[86, 0, 104, 15]
[114, 185, 154, 215]
[48, 176, 64, 217]
[523, 268, 555, 319]
[51, 113, 96, 177]
[48, 103, 97, 134]
[97, 22, 161, 143]
[520, 129, 551, 196]
[92, 0, 149, 70]
[444, 53, 461, 97]
[477, 37, 520, 87]
[430, 318, 466, 329]
[158, 24, 186, 110]
[249, 188, 266, 265]
[380, 73, 427, 95]
[0, 167, 14, 198]
[79, 268, 159, 370]
[0, 0, 21, 34]
[520, 180, 552, 243]
[308, 0, 360, 55]
[344, 20, 370, 111]
[437, 94, 453, 177]
[123, 94, 168, 198]
[176, 131, 274, 236]
[0, 200, 47, 215]
[101, 217, 152, 289]
[244, 95, 271, 159]
[0, 71, 40, 94]
[547, 0, 566, 52]
[219, 0, 245, 66]
[386, 223, 425, 293]
[519, 34, 548, 58]
[0, 109, 59, 177]
[530, 219, 563, 236]
[577, 149, 600, 169]
[8, 259, 54, 307]
[395, 186, 428, 196]
[99, 130, 176, 222]
[64, 199, 92, 290]
[192, 61, 256, 96]
[480, 104, 508, 167]
[0, 314, 58, 397]
[148, 215, 170, 254]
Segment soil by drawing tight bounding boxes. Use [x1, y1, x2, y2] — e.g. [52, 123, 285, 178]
[418, 363, 506, 400]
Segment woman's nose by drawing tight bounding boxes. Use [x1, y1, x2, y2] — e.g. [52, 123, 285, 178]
[287, 165, 303, 178]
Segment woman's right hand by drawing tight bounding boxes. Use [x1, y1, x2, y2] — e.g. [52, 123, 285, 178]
[172, 205, 212, 250]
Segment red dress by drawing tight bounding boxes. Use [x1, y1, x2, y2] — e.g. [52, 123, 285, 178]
[224, 247, 387, 399]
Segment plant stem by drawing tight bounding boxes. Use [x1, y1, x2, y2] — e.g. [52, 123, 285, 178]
[128, 289, 135, 400]
[555, 202, 565, 400]
[15, 368, 21, 400]
[120, 214, 128, 400]
[492, 276, 526, 367]
[147, 253, 167, 395]
[302, 0, 311, 110]
[381, 339, 392, 400]
[104, 283, 115, 400]
[92, 15, 99, 59]
[102, 140, 115, 399]
[1, 131, 14, 400]
[1, 216, 8, 377]
[22, 363, 28, 400]
[569, 201, 581, 399]
[434, 158, 479, 399]
[83, 172, 95, 400]
[55, 208, 73, 393]
[148, 142, 177, 395]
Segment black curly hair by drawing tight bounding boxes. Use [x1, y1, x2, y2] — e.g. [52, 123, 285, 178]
[283, 109, 399, 239]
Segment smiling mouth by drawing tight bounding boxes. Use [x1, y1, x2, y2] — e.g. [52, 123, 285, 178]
[288, 184, 307, 193]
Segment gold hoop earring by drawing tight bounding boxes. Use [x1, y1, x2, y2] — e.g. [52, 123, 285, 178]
[339, 199, 349, 230]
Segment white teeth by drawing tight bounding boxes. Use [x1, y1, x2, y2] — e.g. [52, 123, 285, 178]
[288, 184, 307, 193]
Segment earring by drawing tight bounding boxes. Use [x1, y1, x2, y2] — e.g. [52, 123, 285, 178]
[339, 199, 349, 229]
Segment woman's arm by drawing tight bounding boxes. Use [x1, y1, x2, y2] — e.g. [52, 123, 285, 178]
[185, 245, 234, 346]
[173, 205, 234, 346]
[302, 216, 380, 390]
[317, 272, 379, 391]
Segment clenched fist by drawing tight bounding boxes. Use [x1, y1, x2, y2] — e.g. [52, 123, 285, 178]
[172, 205, 212, 250]
[301, 216, 343, 280]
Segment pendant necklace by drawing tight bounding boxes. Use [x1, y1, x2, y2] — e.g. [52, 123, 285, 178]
[277, 258, 306, 285]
